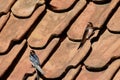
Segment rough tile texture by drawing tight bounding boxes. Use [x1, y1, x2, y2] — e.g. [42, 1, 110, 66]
[107, 6, 120, 32]
[0, 5, 45, 54]
[28, 0, 86, 48]
[49, 0, 76, 10]
[77, 59, 120, 80]
[11, 0, 45, 17]
[84, 29, 120, 69]
[0, 12, 10, 31]
[0, 0, 15, 14]
[0, 0, 120, 80]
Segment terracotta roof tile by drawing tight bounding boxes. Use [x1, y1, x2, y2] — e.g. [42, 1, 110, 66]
[42, 39, 91, 78]
[7, 46, 34, 80]
[67, 0, 119, 41]
[42, 37, 80, 78]
[49, 0, 76, 11]
[0, 12, 10, 31]
[0, 40, 26, 78]
[107, 6, 120, 32]
[7, 38, 59, 80]
[84, 29, 120, 69]
[0, 0, 120, 79]
[63, 65, 81, 80]
[77, 59, 120, 80]
[28, 0, 86, 48]
[89, 0, 119, 28]
[113, 69, 120, 80]
[11, 0, 45, 17]
[67, 2, 95, 40]
[0, 0, 15, 14]
[33, 38, 59, 64]
[0, 5, 45, 53]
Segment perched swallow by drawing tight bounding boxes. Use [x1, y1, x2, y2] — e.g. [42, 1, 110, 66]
[79, 22, 94, 48]
[29, 50, 44, 75]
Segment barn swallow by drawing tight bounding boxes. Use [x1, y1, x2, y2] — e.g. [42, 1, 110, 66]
[29, 50, 44, 75]
[78, 22, 94, 48]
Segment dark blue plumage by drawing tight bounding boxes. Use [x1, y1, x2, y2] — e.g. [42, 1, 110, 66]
[29, 50, 44, 75]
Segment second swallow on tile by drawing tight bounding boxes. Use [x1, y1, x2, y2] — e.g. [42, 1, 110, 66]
[79, 22, 96, 48]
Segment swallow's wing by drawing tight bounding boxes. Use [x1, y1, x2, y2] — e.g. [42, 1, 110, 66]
[29, 50, 44, 75]
[29, 50, 40, 66]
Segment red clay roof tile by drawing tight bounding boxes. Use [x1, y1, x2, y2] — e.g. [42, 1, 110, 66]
[84, 29, 120, 69]
[113, 69, 120, 80]
[28, 0, 86, 48]
[7, 46, 35, 80]
[67, 2, 95, 40]
[11, 0, 45, 17]
[33, 38, 59, 64]
[90, 0, 119, 28]
[42, 37, 80, 78]
[0, 0, 120, 79]
[0, 40, 26, 78]
[0, 12, 10, 31]
[63, 65, 81, 80]
[107, 6, 120, 32]
[0, 5, 45, 53]
[42, 39, 91, 78]
[77, 59, 120, 80]
[0, 0, 15, 14]
[50, 0, 76, 10]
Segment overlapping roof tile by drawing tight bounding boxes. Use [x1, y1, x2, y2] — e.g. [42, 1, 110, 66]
[28, 0, 86, 48]
[77, 59, 120, 80]
[0, 12, 10, 31]
[0, 5, 45, 53]
[113, 69, 120, 80]
[0, 0, 15, 14]
[84, 29, 120, 69]
[7, 38, 59, 80]
[0, 0, 120, 80]
[11, 0, 45, 17]
[107, 5, 120, 32]
[42, 39, 91, 78]
[49, 0, 76, 11]
[0, 40, 26, 79]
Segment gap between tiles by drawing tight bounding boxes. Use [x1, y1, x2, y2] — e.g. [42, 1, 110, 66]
[1, 41, 27, 80]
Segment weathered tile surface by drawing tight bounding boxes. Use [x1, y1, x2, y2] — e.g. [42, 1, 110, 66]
[42, 37, 80, 78]
[28, 0, 86, 48]
[89, 0, 119, 28]
[67, 0, 119, 40]
[0, 5, 45, 54]
[50, 0, 76, 10]
[67, 2, 95, 40]
[42, 39, 91, 78]
[113, 69, 120, 80]
[8, 38, 59, 80]
[7, 46, 34, 80]
[107, 6, 120, 32]
[0, 0, 120, 80]
[11, 0, 45, 17]
[63, 65, 81, 80]
[0, 40, 26, 78]
[77, 59, 120, 80]
[0, 0, 15, 14]
[0, 13, 10, 31]
[84, 29, 120, 69]
[33, 38, 59, 64]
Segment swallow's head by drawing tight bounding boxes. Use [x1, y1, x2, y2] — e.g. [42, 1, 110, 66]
[29, 50, 40, 66]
